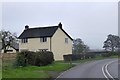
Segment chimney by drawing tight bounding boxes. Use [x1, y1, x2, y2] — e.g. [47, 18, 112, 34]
[58, 22, 62, 29]
[25, 25, 29, 30]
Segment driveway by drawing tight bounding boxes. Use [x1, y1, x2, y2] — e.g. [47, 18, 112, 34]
[55, 58, 118, 80]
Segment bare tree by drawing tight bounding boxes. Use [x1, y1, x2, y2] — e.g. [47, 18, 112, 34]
[0, 30, 18, 53]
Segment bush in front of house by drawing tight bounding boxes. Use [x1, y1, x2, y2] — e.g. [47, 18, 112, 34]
[34, 51, 54, 66]
[15, 51, 27, 67]
[15, 51, 54, 67]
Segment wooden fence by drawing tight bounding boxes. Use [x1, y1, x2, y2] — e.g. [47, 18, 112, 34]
[0, 53, 16, 60]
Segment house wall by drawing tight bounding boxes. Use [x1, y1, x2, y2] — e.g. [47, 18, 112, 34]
[52, 28, 72, 60]
[19, 27, 72, 60]
[19, 38, 51, 52]
[1, 47, 17, 53]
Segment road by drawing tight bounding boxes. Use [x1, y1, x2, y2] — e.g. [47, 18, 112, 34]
[56, 58, 118, 80]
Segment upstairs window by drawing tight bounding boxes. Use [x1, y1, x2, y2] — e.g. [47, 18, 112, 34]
[40, 37, 47, 42]
[21, 38, 28, 43]
[65, 38, 68, 43]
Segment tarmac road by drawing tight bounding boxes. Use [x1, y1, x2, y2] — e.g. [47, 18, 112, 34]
[56, 58, 118, 80]
[107, 60, 118, 78]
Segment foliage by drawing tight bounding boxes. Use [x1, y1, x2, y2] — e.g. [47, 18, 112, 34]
[0, 30, 18, 53]
[101, 51, 118, 57]
[63, 53, 96, 61]
[101, 53, 112, 57]
[34, 51, 54, 66]
[3, 61, 73, 78]
[15, 51, 54, 67]
[3, 69, 50, 79]
[103, 34, 120, 52]
[72, 38, 90, 54]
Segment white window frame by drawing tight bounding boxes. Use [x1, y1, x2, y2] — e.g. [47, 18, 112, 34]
[21, 38, 28, 43]
[40, 37, 47, 42]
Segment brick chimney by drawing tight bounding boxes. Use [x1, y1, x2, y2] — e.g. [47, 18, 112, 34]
[58, 22, 62, 29]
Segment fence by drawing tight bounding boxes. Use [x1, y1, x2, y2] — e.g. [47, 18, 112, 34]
[0, 53, 17, 60]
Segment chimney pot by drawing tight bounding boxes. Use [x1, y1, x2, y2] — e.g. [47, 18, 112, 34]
[25, 25, 29, 30]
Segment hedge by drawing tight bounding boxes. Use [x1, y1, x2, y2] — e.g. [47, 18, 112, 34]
[63, 53, 96, 61]
[101, 51, 118, 57]
[15, 51, 54, 67]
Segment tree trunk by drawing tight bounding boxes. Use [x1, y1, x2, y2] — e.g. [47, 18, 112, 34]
[111, 46, 114, 52]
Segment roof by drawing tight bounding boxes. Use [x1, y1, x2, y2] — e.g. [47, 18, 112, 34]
[11, 42, 19, 50]
[19, 26, 58, 38]
[18, 23, 73, 40]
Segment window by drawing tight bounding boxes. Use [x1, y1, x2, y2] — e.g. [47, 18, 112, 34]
[65, 38, 68, 43]
[21, 38, 28, 43]
[40, 37, 47, 42]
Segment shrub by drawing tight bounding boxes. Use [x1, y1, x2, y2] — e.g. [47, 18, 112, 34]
[34, 51, 54, 66]
[101, 52, 112, 57]
[110, 52, 118, 56]
[15, 51, 54, 67]
[101, 51, 118, 57]
[15, 51, 27, 67]
[63, 53, 95, 61]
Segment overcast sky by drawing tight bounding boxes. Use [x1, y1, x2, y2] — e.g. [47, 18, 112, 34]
[1, 1, 118, 49]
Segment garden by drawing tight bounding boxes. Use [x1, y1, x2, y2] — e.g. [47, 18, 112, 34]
[2, 51, 73, 80]
[1, 51, 119, 80]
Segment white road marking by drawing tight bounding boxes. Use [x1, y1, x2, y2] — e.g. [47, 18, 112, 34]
[105, 61, 114, 79]
[102, 60, 117, 80]
[102, 65, 108, 79]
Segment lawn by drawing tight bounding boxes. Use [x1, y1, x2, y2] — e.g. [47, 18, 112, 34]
[2, 60, 73, 79]
[2, 55, 118, 79]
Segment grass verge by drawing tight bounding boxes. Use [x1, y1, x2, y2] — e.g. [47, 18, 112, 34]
[2, 61, 73, 78]
[2, 55, 118, 79]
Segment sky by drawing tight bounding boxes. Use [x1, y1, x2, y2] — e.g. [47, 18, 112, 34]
[0, 0, 119, 49]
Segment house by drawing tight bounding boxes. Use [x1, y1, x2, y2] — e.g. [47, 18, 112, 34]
[0, 31, 19, 53]
[18, 23, 73, 60]
[1, 42, 19, 53]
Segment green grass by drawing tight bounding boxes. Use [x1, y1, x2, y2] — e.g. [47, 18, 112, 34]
[2, 55, 118, 78]
[2, 61, 73, 78]
[19, 62, 72, 72]
[3, 69, 49, 78]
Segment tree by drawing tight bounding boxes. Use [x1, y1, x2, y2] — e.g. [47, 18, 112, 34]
[72, 38, 90, 54]
[103, 34, 120, 52]
[0, 30, 18, 53]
